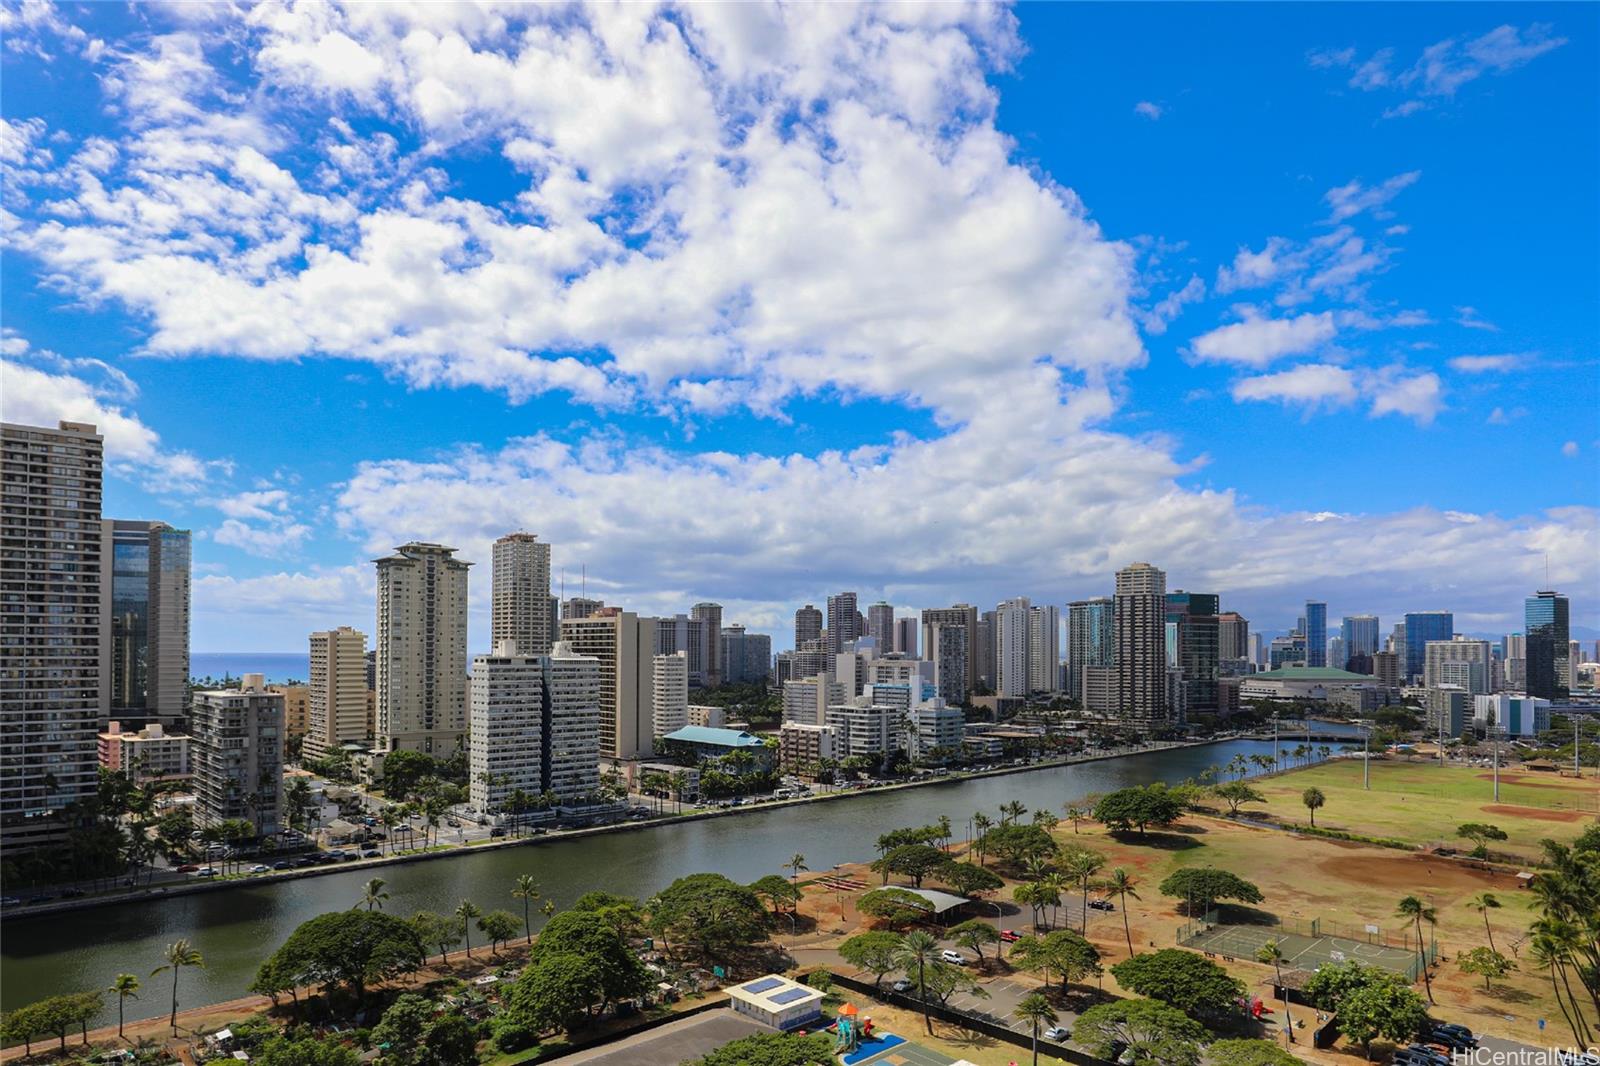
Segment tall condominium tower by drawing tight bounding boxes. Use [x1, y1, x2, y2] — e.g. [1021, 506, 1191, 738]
[1216, 611, 1249, 662]
[826, 592, 859, 654]
[1525, 590, 1570, 700]
[491, 533, 553, 656]
[99, 519, 191, 729]
[719, 626, 772, 685]
[468, 639, 602, 813]
[866, 602, 895, 651]
[1115, 562, 1169, 724]
[306, 626, 369, 761]
[691, 602, 723, 687]
[894, 617, 919, 658]
[1068, 597, 1115, 703]
[1167, 591, 1220, 716]
[651, 651, 689, 737]
[192, 676, 282, 835]
[1340, 615, 1380, 669]
[928, 623, 969, 705]
[995, 597, 1031, 698]
[1, 421, 103, 852]
[794, 604, 823, 648]
[1403, 611, 1453, 683]
[375, 542, 470, 755]
[560, 608, 657, 760]
[563, 596, 604, 620]
[921, 605, 979, 697]
[1303, 601, 1328, 668]
[1027, 604, 1061, 694]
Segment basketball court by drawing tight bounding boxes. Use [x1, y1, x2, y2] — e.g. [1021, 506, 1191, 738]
[1181, 919, 1423, 979]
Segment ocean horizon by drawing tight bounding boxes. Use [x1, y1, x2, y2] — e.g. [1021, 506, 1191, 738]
[191, 652, 311, 684]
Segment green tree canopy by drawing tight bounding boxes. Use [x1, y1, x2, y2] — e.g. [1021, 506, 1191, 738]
[647, 872, 769, 956]
[1158, 867, 1264, 914]
[477, 910, 522, 955]
[870, 844, 949, 887]
[933, 862, 1004, 896]
[408, 910, 463, 959]
[506, 952, 603, 1035]
[856, 887, 931, 929]
[1302, 960, 1402, 1011]
[570, 890, 645, 937]
[1336, 979, 1429, 1056]
[1007, 929, 1101, 989]
[1212, 781, 1266, 816]
[689, 1031, 834, 1065]
[978, 823, 1058, 867]
[1205, 1038, 1299, 1066]
[255, 911, 426, 1003]
[748, 874, 804, 914]
[1074, 997, 1207, 1066]
[1110, 949, 1247, 1023]
[256, 1035, 360, 1066]
[1457, 946, 1516, 991]
[529, 910, 648, 1005]
[1093, 786, 1184, 836]
[838, 930, 904, 986]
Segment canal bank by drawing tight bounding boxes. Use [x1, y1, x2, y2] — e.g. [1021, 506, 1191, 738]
[1, 733, 1357, 1024]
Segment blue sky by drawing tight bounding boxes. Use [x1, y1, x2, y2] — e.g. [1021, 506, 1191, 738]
[2, 2, 1595, 652]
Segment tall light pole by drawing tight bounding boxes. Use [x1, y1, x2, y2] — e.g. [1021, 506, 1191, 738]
[1491, 724, 1502, 803]
[1362, 719, 1371, 791]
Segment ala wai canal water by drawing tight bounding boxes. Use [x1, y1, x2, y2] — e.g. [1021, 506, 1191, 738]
[1, 729, 1359, 1024]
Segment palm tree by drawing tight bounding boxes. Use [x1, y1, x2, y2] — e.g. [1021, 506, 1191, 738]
[1468, 892, 1502, 955]
[380, 806, 401, 855]
[1301, 787, 1325, 827]
[1015, 992, 1059, 1066]
[1062, 850, 1105, 934]
[786, 852, 808, 883]
[936, 814, 953, 852]
[1528, 927, 1591, 1046]
[1396, 895, 1437, 1004]
[151, 939, 204, 1033]
[110, 973, 140, 1039]
[1257, 940, 1294, 1043]
[455, 900, 482, 958]
[1106, 868, 1140, 956]
[972, 812, 994, 864]
[1000, 800, 1027, 825]
[356, 877, 389, 912]
[542, 899, 557, 921]
[513, 875, 541, 944]
[894, 930, 940, 1035]
[1061, 804, 1085, 834]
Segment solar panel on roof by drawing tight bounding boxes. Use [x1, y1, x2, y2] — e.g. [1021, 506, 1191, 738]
[768, 987, 813, 1005]
[743, 977, 783, 993]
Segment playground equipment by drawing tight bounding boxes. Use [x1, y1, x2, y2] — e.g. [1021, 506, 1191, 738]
[831, 1004, 876, 1055]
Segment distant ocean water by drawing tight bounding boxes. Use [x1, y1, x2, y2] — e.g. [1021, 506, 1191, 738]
[191, 652, 310, 684]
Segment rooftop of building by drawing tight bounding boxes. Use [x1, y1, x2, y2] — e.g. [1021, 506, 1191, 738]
[661, 725, 768, 748]
[1253, 666, 1375, 681]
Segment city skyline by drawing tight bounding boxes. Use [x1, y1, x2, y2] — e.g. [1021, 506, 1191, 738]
[2, 4, 1596, 653]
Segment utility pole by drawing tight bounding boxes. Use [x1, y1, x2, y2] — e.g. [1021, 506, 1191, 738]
[1577, 717, 1584, 779]
[1362, 719, 1371, 791]
[1492, 725, 1501, 803]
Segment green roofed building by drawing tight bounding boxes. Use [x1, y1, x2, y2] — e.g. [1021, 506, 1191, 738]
[1239, 665, 1389, 712]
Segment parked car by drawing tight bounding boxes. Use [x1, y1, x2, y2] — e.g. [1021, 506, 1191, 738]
[999, 929, 1022, 942]
[194, 867, 219, 878]
[890, 979, 913, 993]
[939, 950, 966, 965]
[490, 827, 508, 838]
[0, 896, 21, 908]
[1425, 1022, 1476, 1048]
[59, 888, 86, 899]
[271, 861, 292, 870]
[27, 894, 54, 904]
[1088, 898, 1115, 911]
[361, 849, 381, 859]
[249, 864, 272, 873]
[1044, 1026, 1071, 1042]
[175, 864, 199, 873]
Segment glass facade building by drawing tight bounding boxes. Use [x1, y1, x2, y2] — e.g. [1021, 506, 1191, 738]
[1404, 611, 1454, 682]
[1304, 601, 1327, 668]
[1524, 591, 1570, 700]
[103, 521, 191, 726]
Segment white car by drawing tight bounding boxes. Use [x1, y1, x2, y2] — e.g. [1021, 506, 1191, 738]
[1044, 1026, 1071, 1042]
[890, 979, 913, 993]
[193, 867, 218, 877]
[249, 864, 271, 873]
[940, 950, 967, 965]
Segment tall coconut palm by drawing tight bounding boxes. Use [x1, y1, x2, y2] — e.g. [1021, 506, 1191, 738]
[1468, 892, 1502, 955]
[1528, 928, 1590, 1046]
[513, 875, 541, 944]
[786, 852, 808, 883]
[151, 939, 204, 1033]
[1015, 992, 1059, 1066]
[1396, 896, 1437, 1004]
[1105, 868, 1140, 956]
[109, 973, 140, 1038]
[1062, 850, 1105, 934]
[1000, 800, 1027, 826]
[1257, 940, 1294, 1043]
[455, 900, 482, 958]
[972, 811, 993, 864]
[936, 815, 953, 852]
[894, 930, 940, 1035]
[1061, 805, 1085, 834]
[356, 877, 389, 912]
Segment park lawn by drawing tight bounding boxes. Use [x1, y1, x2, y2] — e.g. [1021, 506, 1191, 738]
[1246, 758, 1597, 861]
[1034, 816, 1571, 1053]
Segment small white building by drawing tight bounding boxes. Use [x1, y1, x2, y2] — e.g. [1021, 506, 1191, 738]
[726, 974, 824, 1030]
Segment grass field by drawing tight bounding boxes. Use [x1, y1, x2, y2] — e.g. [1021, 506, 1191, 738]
[1249, 758, 1598, 861]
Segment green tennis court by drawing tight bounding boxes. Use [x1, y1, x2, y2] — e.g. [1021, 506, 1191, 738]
[1182, 921, 1423, 979]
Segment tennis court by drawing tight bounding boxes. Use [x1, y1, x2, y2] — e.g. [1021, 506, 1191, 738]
[1181, 920, 1425, 980]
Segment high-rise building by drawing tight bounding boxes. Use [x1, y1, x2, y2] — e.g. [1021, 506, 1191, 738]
[894, 617, 918, 658]
[563, 596, 604, 620]
[491, 533, 553, 656]
[826, 592, 859, 654]
[99, 520, 190, 730]
[375, 542, 470, 755]
[794, 604, 823, 649]
[1372, 650, 1401, 690]
[1216, 611, 1249, 662]
[928, 623, 969, 706]
[192, 675, 282, 836]
[719, 625, 772, 685]
[1167, 592, 1220, 716]
[1068, 597, 1115, 704]
[269, 684, 309, 737]
[1340, 615, 1380, 671]
[1424, 638, 1493, 694]
[560, 608, 657, 760]
[1114, 562, 1169, 724]
[995, 597, 1030, 698]
[1304, 601, 1328, 668]
[654, 614, 704, 683]
[652, 652, 689, 738]
[1, 420, 104, 853]
[1027, 604, 1061, 694]
[1403, 611, 1453, 683]
[1525, 591, 1570, 700]
[691, 602, 723, 687]
[922, 605, 979, 698]
[468, 639, 601, 813]
[1390, 622, 1406, 657]
[306, 626, 369, 761]
[867, 602, 895, 651]
[1250, 632, 1266, 669]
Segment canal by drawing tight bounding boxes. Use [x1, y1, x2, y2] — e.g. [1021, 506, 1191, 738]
[1, 731, 1357, 1023]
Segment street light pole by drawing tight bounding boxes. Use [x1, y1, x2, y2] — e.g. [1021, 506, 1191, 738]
[1362, 719, 1371, 791]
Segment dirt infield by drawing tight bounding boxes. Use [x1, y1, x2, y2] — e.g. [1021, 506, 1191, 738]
[1480, 803, 1588, 822]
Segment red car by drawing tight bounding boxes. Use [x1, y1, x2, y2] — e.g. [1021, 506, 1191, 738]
[175, 864, 199, 873]
[1000, 929, 1022, 943]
